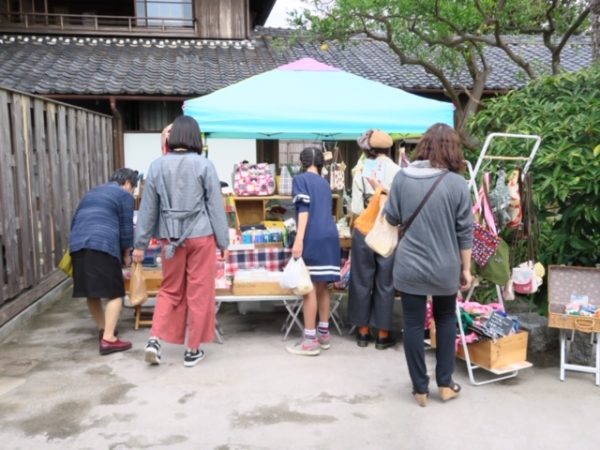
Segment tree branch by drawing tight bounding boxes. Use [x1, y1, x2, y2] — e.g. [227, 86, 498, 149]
[551, 6, 591, 74]
[362, 18, 463, 112]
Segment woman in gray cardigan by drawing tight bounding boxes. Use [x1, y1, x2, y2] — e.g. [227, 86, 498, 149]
[133, 115, 228, 368]
[384, 123, 473, 407]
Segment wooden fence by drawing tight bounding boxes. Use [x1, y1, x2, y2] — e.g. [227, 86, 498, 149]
[0, 87, 113, 324]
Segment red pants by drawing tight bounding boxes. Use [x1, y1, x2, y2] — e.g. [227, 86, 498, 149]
[151, 236, 216, 349]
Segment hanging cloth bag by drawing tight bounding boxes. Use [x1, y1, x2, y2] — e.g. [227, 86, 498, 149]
[506, 168, 523, 229]
[329, 147, 346, 191]
[478, 239, 511, 285]
[472, 173, 501, 267]
[278, 165, 300, 196]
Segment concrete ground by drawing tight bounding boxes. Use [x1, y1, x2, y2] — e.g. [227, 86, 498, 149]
[0, 281, 598, 450]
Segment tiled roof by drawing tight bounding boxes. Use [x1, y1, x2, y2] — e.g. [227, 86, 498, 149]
[0, 28, 592, 96]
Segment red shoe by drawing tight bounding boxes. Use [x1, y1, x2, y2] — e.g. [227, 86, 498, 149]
[99, 338, 132, 355]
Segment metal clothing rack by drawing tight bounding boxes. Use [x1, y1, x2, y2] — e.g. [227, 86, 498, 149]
[460, 132, 541, 385]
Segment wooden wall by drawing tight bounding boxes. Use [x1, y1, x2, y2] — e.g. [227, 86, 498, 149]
[195, 0, 248, 39]
[0, 87, 113, 323]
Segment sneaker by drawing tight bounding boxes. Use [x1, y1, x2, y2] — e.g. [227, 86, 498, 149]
[184, 349, 205, 367]
[286, 338, 321, 356]
[144, 338, 162, 365]
[99, 338, 131, 355]
[317, 331, 331, 350]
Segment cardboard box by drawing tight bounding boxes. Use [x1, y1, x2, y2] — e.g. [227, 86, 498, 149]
[232, 281, 293, 296]
[431, 326, 529, 370]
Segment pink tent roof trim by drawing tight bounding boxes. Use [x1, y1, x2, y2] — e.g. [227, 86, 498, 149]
[277, 57, 340, 71]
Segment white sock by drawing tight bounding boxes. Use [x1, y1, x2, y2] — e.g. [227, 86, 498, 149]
[304, 328, 316, 340]
[318, 322, 330, 334]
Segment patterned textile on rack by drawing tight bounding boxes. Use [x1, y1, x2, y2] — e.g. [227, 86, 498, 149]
[225, 248, 292, 278]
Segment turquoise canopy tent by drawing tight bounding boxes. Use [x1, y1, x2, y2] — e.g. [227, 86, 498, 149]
[183, 58, 454, 140]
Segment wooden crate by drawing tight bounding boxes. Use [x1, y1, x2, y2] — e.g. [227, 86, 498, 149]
[456, 331, 528, 370]
[548, 265, 600, 333]
[430, 326, 529, 370]
[232, 281, 293, 296]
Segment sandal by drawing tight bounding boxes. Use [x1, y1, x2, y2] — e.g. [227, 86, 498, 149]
[438, 381, 461, 401]
[412, 391, 429, 407]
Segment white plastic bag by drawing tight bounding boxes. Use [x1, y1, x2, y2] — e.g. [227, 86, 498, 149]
[365, 207, 398, 257]
[280, 257, 314, 295]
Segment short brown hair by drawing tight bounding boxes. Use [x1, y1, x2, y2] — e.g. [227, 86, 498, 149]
[413, 123, 465, 172]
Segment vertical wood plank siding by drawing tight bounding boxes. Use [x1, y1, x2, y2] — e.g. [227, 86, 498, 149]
[196, 0, 247, 39]
[0, 88, 113, 307]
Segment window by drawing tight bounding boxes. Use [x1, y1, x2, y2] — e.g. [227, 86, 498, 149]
[136, 0, 193, 27]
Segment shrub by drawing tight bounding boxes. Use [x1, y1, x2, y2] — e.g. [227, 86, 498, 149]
[468, 65, 600, 273]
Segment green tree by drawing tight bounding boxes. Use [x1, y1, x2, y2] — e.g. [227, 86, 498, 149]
[468, 65, 600, 268]
[292, 0, 591, 147]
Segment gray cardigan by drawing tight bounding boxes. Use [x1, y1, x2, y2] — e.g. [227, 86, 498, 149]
[134, 152, 229, 251]
[384, 160, 473, 295]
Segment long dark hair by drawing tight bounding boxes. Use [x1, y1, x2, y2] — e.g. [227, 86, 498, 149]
[168, 115, 203, 153]
[413, 123, 465, 172]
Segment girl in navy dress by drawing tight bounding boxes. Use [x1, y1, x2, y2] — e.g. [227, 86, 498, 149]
[287, 147, 341, 356]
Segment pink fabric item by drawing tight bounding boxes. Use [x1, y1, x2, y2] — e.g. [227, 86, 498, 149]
[455, 332, 479, 351]
[459, 300, 504, 315]
[278, 58, 340, 72]
[150, 236, 217, 348]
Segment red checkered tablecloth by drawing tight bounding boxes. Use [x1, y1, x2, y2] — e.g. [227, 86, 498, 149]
[225, 247, 292, 278]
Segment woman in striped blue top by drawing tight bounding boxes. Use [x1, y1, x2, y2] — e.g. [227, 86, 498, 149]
[286, 147, 341, 356]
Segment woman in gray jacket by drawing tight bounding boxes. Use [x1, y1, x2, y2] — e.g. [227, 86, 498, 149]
[133, 115, 228, 368]
[384, 123, 473, 407]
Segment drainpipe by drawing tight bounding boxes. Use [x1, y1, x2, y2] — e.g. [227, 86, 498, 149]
[110, 96, 124, 169]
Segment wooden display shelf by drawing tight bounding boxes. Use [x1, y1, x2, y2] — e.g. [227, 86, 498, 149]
[232, 195, 342, 227]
